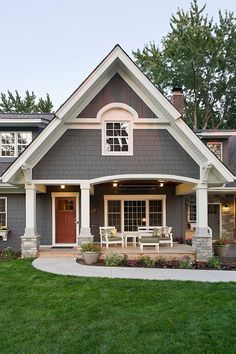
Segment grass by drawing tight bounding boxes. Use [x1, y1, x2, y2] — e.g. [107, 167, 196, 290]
[0, 260, 236, 354]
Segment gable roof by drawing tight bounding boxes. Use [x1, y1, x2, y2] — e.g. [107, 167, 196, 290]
[1, 45, 235, 184]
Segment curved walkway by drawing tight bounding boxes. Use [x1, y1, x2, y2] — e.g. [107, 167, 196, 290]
[32, 258, 236, 282]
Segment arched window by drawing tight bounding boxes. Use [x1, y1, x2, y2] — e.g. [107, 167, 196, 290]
[98, 103, 137, 156]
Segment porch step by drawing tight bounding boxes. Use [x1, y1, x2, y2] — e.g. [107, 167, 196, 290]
[38, 248, 78, 258]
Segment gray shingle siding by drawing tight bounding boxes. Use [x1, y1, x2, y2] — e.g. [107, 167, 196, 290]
[33, 129, 200, 179]
[0, 194, 25, 251]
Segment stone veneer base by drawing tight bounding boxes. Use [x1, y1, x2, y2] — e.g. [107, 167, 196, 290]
[192, 236, 213, 262]
[21, 235, 40, 258]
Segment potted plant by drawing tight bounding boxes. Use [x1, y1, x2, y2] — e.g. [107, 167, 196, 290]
[0, 226, 9, 242]
[80, 243, 101, 265]
[214, 238, 232, 257]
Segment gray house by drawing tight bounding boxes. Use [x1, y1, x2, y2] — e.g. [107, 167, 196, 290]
[0, 45, 235, 261]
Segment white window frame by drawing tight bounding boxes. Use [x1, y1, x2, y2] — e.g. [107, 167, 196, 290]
[102, 120, 133, 156]
[188, 203, 197, 223]
[207, 141, 223, 161]
[0, 132, 32, 157]
[100, 104, 135, 156]
[104, 195, 166, 232]
[0, 197, 7, 226]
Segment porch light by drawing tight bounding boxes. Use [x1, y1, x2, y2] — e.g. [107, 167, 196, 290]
[159, 182, 164, 187]
[113, 182, 118, 187]
[223, 203, 230, 211]
[60, 185, 65, 189]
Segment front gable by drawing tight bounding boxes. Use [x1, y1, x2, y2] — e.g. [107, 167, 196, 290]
[1, 45, 234, 186]
[77, 74, 156, 118]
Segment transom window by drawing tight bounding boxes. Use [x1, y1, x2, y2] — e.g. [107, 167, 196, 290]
[105, 196, 166, 232]
[0, 132, 32, 157]
[0, 198, 7, 226]
[105, 122, 129, 153]
[207, 142, 222, 161]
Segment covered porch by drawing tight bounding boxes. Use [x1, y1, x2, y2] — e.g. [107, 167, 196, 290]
[24, 173, 211, 261]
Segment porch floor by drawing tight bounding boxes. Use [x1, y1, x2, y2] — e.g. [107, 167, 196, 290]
[38, 243, 195, 261]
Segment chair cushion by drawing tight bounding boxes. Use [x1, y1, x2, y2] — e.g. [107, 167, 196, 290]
[107, 236, 123, 242]
[140, 237, 160, 243]
[152, 228, 162, 237]
[159, 237, 171, 241]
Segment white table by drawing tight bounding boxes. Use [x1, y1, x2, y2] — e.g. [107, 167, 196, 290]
[124, 233, 139, 247]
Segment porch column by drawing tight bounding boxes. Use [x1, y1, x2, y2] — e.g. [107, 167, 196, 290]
[79, 182, 93, 244]
[21, 184, 40, 258]
[192, 183, 212, 261]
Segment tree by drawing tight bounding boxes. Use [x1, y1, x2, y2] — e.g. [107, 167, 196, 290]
[0, 90, 53, 113]
[133, 0, 236, 129]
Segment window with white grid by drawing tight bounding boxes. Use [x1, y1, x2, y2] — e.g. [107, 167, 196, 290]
[0, 132, 32, 157]
[107, 200, 121, 231]
[124, 200, 146, 232]
[105, 122, 130, 153]
[0, 198, 7, 226]
[207, 142, 222, 160]
[149, 200, 163, 226]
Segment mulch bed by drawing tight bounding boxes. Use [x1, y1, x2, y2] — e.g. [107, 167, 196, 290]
[76, 258, 236, 270]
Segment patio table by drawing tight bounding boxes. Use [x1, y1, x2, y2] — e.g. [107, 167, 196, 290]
[124, 233, 139, 247]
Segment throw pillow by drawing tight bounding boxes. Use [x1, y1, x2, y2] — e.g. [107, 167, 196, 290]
[152, 228, 162, 238]
[162, 227, 169, 238]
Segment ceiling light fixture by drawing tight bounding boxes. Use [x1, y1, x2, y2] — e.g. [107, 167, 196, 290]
[60, 185, 65, 189]
[113, 182, 118, 187]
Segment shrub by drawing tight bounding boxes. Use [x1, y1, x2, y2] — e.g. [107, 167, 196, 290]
[0, 247, 16, 261]
[80, 243, 101, 253]
[155, 256, 166, 267]
[179, 256, 193, 269]
[138, 255, 155, 268]
[207, 256, 222, 269]
[104, 253, 124, 267]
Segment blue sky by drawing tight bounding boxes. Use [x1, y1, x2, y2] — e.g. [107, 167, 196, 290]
[0, 0, 235, 110]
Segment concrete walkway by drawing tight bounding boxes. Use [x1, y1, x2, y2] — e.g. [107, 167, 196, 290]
[32, 258, 236, 282]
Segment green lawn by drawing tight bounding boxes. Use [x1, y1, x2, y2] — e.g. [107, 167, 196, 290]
[0, 261, 236, 354]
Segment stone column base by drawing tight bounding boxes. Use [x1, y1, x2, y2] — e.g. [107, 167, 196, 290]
[192, 236, 213, 262]
[21, 235, 40, 258]
[78, 227, 94, 245]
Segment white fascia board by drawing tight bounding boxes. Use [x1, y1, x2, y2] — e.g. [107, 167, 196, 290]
[1, 117, 61, 183]
[208, 187, 236, 193]
[0, 119, 42, 124]
[197, 132, 236, 137]
[175, 118, 234, 182]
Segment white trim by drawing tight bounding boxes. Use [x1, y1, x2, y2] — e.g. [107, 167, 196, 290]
[51, 192, 79, 247]
[0, 119, 42, 124]
[197, 131, 236, 137]
[0, 197, 7, 226]
[104, 194, 166, 232]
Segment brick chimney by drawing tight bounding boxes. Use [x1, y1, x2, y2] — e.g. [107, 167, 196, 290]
[171, 87, 184, 115]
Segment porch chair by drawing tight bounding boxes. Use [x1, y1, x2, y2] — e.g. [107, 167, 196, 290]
[99, 226, 125, 249]
[138, 226, 173, 251]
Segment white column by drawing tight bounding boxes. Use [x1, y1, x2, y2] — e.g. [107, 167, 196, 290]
[194, 184, 208, 237]
[21, 184, 40, 258]
[24, 185, 38, 236]
[79, 182, 93, 243]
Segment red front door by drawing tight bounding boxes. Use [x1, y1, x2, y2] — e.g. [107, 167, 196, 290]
[55, 197, 76, 244]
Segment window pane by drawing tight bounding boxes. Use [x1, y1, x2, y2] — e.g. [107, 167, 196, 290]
[1, 133, 15, 156]
[124, 200, 146, 232]
[105, 122, 129, 153]
[189, 204, 196, 222]
[207, 142, 222, 160]
[18, 132, 32, 155]
[149, 200, 163, 226]
[0, 199, 6, 226]
[108, 200, 121, 231]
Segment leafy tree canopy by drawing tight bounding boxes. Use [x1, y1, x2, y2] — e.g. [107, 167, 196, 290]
[133, 0, 236, 129]
[0, 90, 53, 113]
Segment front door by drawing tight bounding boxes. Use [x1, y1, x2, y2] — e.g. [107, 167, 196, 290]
[55, 197, 76, 244]
[208, 204, 220, 240]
